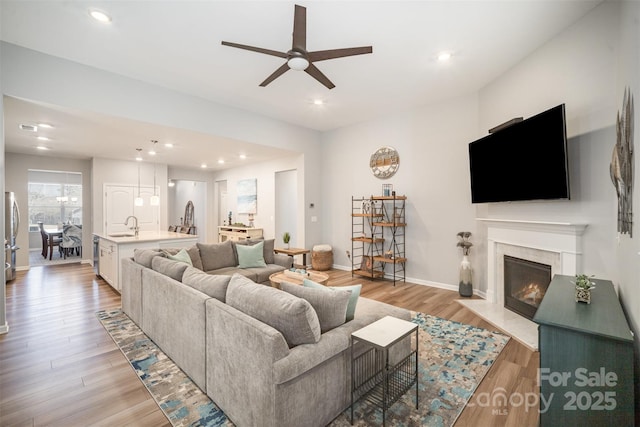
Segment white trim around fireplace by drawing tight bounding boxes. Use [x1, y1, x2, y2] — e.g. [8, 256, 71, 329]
[457, 218, 588, 351]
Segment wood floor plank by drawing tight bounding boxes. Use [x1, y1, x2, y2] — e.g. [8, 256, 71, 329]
[0, 264, 539, 426]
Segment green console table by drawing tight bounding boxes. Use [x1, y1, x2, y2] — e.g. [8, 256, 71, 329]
[533, 274, 634, 425]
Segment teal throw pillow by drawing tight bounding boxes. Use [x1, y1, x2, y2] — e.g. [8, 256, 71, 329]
[166, 248, 193, 266]
[236, 240, 267, 268]
[303, 278, 361, 321]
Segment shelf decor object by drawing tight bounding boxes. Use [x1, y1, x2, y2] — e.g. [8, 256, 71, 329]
[572, 274, 596, 304]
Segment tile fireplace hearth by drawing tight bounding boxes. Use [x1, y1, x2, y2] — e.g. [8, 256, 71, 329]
[457, 218, 587, 350]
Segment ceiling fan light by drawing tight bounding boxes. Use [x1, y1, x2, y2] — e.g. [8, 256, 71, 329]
[288, 57, 309, 71]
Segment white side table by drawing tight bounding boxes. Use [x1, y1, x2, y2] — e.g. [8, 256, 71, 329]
[350, 315, 418, 426]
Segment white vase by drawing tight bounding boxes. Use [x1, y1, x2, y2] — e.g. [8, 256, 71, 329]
[459, 255, 473, 297]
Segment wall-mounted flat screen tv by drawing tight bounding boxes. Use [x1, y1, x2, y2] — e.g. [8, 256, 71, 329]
[468, 104, 570, 204]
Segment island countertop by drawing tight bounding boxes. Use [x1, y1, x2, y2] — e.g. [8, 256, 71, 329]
[93, 230, 197, 244]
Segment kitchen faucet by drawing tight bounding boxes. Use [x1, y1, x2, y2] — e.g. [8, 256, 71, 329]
[124, 215, 139, 237]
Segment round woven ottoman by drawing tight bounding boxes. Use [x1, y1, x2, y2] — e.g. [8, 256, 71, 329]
[311, 244, 333, 271]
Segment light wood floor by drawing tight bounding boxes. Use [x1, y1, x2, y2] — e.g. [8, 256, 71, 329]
[0, 264, 539, 426]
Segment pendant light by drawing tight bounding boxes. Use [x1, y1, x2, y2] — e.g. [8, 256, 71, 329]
[135, 148, 144, 207]
[149, 140, 160, 206]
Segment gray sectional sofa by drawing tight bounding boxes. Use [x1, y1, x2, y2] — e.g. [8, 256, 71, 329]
[121, 240, 411, 427]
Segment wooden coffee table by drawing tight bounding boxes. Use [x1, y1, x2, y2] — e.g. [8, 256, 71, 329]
[269, 270, 329, 288]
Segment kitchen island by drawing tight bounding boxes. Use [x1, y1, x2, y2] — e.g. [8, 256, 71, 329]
[93, 231, 198, 292]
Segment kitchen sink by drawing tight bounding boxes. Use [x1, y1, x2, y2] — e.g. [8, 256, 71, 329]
[108, 233, 135, 237]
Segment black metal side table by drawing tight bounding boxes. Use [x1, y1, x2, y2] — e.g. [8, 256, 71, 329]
[350, 315, 418, 426]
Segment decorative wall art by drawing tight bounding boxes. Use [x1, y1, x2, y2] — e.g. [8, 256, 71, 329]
[237, 179, 257, 214]
[370, 146, 400, 179]
[610, 87, 634, 237]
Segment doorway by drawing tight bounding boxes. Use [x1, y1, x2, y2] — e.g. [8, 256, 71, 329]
[275, 170, 297, 248]
[27, 170, 83, 266]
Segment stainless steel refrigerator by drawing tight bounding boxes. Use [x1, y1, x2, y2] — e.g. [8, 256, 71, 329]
[5, 192, 20, 282]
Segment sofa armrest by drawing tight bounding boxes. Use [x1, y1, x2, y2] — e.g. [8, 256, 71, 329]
[121, 257, 143, 326]
[274, 253, 293, 268]
[206, 298, 290, 426]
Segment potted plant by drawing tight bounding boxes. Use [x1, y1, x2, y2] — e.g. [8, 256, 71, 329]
[572, 274, 596, 304]
[282, 231, 291, 249]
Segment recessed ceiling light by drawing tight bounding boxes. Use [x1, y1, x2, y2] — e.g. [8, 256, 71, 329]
[37, 123, 54, 129]
[437, 52, 452, 62]
[164, 143, 173, 148]
[239, 154, 247, 160]
[36, 145, 49, 151]
[89, 9, 111, 23]
[36, 136, 51, 141]
[313, 99, 324, 106]
[218, 159, 225, 164]
[201, 163, 207, 168]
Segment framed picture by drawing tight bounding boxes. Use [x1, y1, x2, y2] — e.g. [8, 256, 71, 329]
[360, 255, 373, 271]
[237, 179, 257, 214]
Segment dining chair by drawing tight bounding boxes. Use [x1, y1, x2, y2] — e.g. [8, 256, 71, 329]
[61, 224, 82, 259]
[38, 222, 48, 258]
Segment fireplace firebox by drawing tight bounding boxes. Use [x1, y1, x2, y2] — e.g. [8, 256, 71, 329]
[504, 255, 551, 320]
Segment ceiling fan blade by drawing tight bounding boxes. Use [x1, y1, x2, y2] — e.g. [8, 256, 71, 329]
[308, 46, 373, 62]
[305, 63, 335, 89]
[259, 63, 290, 87]
[292, 4, 306, 52]
[221, 41, 287, 59]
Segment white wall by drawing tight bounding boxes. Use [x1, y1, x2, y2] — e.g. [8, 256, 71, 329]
[476, 1, 621, 287]
[212, 154, 304, 243]
[321, 93, 480, 290]
[92, 157, 168, 234]
[616, 0, 640, 405]
[0, 39, 7, 333]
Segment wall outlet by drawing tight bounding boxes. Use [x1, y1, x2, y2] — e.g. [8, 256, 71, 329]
[311, 216, 317, 222]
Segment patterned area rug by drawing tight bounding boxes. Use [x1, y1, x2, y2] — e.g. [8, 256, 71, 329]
[97, 309, 509, 427]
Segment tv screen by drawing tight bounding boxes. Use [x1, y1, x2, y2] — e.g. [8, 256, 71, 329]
[468, 104, 570, 203]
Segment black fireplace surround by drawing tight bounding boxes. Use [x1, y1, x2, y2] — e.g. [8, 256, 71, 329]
[504, 255, 552, 320]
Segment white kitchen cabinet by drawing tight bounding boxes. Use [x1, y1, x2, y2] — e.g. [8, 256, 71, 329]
[94, 231, 198, 293]
[98, 239, 117, 289]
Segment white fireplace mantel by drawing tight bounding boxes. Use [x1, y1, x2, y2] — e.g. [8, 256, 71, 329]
[477, 218, 588, 304]
[456, 218, 588, 350]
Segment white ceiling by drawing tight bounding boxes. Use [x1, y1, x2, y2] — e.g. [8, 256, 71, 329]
[1, 0, 601, 170]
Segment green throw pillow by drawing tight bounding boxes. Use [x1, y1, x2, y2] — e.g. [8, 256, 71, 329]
[303, 278, 361, 321]
[167, 248, 193, 266]
[236, 240, 267, 268]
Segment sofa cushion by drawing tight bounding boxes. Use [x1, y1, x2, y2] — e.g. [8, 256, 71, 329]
[162, 246, 203, 270]
[208, 266, 258, 283]
[166, 248, 193, 266]
[182, 267, 230, 302]
[234, 238, 275, 264]
[226, 274, 321, 347]
[236, 241, 267, 268]
[133, 248, 164, 268]
[244, 264, 287, 284]
[280, 281, 351, 333]
[197, 240, 236, 271]
[151, 256, 190, 282]
[303, 279, 361, 322]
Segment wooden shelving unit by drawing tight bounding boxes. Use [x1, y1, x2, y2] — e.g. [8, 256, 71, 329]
[351, 194, 407, 285]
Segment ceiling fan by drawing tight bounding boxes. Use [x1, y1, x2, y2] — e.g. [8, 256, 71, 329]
[221, 4, 372, 89]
